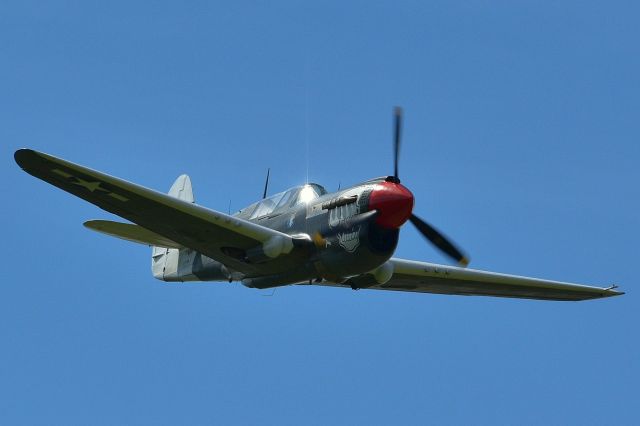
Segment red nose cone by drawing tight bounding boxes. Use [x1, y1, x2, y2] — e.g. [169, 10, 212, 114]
[368, 182, 414, 228]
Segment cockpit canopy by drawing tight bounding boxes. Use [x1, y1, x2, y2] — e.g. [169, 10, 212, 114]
[237, 184, 328, 220]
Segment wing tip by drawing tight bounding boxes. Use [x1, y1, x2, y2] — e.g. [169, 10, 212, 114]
[83, 220, 103, 229]
[14, 148, 37, 168]
[596, 286, 624, 299]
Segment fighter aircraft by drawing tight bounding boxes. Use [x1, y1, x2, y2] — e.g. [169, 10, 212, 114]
[14, 108, 623, 301]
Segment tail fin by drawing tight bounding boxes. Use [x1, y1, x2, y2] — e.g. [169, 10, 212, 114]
[152, 175, 195, 281]
[168, 174, 194, 203]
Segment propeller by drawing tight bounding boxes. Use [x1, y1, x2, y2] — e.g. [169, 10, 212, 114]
[391, 106, 470, 267]
[409, 214, 469, 267]
[393, 106, 402, 182]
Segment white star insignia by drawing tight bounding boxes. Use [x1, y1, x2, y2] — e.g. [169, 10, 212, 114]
[51, 168, 129, 201]
[71, 178, 102, 192]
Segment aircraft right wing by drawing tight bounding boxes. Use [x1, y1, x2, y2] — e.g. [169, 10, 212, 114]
[14, 149, 305, 277]
[338, 258, 623, 301]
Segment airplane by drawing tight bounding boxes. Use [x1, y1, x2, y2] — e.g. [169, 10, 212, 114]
[14, 108, 623, 301]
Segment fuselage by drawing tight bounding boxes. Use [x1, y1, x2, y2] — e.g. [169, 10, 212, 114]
[172, 176, 415, 288]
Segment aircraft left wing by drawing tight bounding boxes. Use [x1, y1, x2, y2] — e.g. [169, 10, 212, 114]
[339, 258, 622, 301]
[14, 149, 301, 275]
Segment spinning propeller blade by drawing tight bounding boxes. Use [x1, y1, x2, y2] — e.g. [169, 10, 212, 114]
[393, 106, 402, 182]
[390, 106, 470, 267]
[409, 214, 469, 267]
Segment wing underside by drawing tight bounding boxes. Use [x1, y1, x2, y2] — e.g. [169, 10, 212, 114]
[329, 258, 623, 301]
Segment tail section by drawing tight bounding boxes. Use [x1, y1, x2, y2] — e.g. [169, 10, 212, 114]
[151, 175, 232, 283]
[152, 175, 196, 281]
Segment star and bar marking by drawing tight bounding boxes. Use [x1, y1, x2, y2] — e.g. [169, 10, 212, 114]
[52, 168, 129, 201]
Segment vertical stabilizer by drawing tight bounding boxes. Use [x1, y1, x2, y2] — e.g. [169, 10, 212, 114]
[168, 174, 195, 203]
[152, 174, 195, 280]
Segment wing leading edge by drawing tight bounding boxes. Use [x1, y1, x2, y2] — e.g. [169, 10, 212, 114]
[14, 149, 300, 276]
[336, 258, 622, 301]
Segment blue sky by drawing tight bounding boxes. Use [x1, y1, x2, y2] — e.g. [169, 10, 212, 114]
[2, 1, 638, 425]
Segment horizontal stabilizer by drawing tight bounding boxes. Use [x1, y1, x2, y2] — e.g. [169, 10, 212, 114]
[84, 220, 183, 249]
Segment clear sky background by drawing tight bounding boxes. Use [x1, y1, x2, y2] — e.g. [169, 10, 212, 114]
[2, 1, 638, 425]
